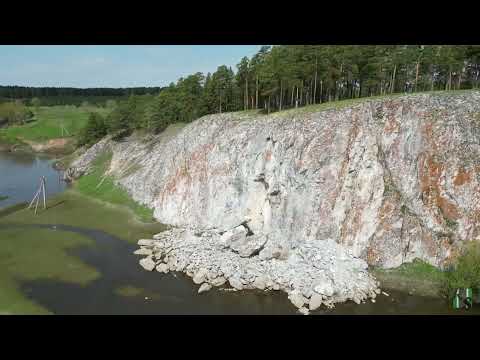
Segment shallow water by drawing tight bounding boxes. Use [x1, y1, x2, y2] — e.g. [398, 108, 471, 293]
[0, 151, 66, 209]
[9, 224, 296, 315]
[5, 222, 477, 315]
[1, 151, 479, 315]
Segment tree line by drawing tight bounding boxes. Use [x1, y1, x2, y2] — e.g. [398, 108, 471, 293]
[80, 45, 480, 146]
[100, 45, 480, 132]
[5, 45, 480, 147]
[0, 86, 162, 107]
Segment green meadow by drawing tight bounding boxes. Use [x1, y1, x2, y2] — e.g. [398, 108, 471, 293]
[0, 105, 111, 145]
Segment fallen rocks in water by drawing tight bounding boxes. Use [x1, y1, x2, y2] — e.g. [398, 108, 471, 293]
[139, 257, 156, 271]
[309, 294, 323, 311]
[156, 263, 169, 273]
[198, 283, 212, 294]
[138, 239, 158, 247]
[210, 276, 227, 287]
[134, 228, 379, 314]
[193, 268, 208, 284]
[228, 277, 244, 290]
[298, 307, 310, 315]
[253, 275, 267, 290]
[134, 248, 153, 256]
[288, 291, 307, 309]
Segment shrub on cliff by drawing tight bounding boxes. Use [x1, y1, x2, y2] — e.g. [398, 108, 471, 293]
[442, 241, 480, 298]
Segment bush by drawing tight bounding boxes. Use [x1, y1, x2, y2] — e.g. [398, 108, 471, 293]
[77, 112, 107, 147]
[0, 102, 33, 125]
[442, 241, 480, 298]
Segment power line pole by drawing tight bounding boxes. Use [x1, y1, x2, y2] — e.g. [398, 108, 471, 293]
[27, 176, 47, 215]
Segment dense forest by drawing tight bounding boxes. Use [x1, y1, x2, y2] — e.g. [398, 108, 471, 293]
[0, 86, 162, 106]
[2, 45, 480, 147]
[80, 45, 480, 145]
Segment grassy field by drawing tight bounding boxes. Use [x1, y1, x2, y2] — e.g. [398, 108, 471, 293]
[0, 105, 110, 145]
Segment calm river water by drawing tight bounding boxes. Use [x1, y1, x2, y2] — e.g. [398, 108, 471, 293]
[0, 151, 66, 209]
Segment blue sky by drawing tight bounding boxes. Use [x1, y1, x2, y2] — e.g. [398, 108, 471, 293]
[0, 45, 263, 88]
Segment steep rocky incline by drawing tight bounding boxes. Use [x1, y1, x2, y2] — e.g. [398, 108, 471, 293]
[69, 91, 480, 312]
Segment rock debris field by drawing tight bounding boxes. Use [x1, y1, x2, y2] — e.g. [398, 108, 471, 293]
[135, 224, 379, 314]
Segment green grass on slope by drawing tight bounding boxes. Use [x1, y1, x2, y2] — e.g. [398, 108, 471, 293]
[0, 105, 111, 143]
[74, 151, 155, 223]
[0, 227, 99, 314]
[278, 89, 480, 116]
[372, 259, 446, 298]
[231, 89, 480, 120]
[380, 258, 445, 283]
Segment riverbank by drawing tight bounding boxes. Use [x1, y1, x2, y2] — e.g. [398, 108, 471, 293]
[0, 135, 76, 155]
[0, 167, 167, 315]
[372, 259, 446, 298]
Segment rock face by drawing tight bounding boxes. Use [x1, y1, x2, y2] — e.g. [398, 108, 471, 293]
[69, 92, 480, 310]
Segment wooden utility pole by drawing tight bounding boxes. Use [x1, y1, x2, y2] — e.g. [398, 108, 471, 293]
[28, 176, 47, 215]
[58, 118, 70, 137]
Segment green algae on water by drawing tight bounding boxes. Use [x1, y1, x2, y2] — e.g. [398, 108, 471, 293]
[0, 227, 100, 314]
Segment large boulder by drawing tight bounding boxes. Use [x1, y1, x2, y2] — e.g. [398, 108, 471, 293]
[139, 257, 156, 271]
[230, 234, 268, 258]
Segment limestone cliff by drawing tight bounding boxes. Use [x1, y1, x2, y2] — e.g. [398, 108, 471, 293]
[71, 91, 480, 270]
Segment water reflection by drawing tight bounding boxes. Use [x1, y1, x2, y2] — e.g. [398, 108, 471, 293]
[0, 151, 66, 209]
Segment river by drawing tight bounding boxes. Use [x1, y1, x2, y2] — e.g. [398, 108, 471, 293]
[0, 151, 476, 315]
[0, 151, 66, 209]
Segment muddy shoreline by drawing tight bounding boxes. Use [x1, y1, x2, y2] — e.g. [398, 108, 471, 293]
[0, 137, 75, 156]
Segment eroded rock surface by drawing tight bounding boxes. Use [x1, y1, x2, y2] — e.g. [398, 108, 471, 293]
[70, 92, 480, 311]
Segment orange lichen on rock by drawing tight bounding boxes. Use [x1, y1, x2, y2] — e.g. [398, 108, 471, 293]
[384, 116, 400, 134]
[453, 167, 471, 186]
[376, 199, 396, 232]
[419, 153, 460, 221]
[422, 122, 439, 152]
[265, 149, 272, 161]
[366, 246, 380, 265]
